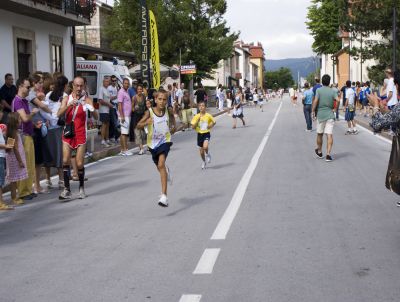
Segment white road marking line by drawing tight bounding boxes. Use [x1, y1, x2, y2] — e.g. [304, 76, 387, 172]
[179, 295, 202, 302]
[193, 248, 221, 274]
[211, 102, 283, 240]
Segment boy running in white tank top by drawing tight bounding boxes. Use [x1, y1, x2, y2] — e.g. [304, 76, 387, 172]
[137, 90, 176, 207]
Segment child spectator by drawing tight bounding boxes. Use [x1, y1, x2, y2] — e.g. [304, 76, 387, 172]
[6, 112, 28, 205]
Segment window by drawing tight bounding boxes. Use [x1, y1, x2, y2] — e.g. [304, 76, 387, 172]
[49, 35, 63, 73]
[76, 71, 97, 96]
[51, 44, 63, 73]
[13, 27, 36, 79]
[235, 55, 240, 70]
[17, 38, 32, 79]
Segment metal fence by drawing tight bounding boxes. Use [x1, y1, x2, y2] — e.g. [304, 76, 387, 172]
[32, 0, 96, 20]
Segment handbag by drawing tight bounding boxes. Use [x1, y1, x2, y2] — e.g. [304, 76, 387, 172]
[63, 105, 79, 138]
[385, 134, 400, 195]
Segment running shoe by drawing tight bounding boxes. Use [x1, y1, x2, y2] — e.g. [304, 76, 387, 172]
[158, 194, 168, 207]
[325, 155, 333, 162]
[206, 153, 211, 164]
[315, 148, 323, 159]
[166, 166, 172, 185]
[396, 201, 400, 207]
[345, 130, 352, 135]
[352, 129, 359, 135]
[59, 189, 72, 201]
[125, 151, 133, 156]
[138, 149, 144, 155]
[119, 151, 126, 156]
[78, 188, 86, 199]
[201, 161, 206, 169]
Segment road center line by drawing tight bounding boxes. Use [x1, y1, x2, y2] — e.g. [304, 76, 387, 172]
[211, 102, 283, 240]
[179, 295, 202, 302]
[193, 248, 221, 274]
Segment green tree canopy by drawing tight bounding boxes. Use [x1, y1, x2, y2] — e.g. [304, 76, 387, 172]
[265, 68, 294, 90]
[105, 0, 238, 78]
[306, 0, 344, 55]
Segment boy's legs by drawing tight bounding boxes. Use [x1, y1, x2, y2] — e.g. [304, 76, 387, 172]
[326, 134, 333, 155]
[316, 133, 323, 153]
[157, 153, 168, 195]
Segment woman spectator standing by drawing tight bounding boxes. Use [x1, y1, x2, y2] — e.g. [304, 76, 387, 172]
[369, 72, 400, 205]
[6, 112, 28, 205]
[132, 84, 147, 155]
[42, 75, 69, 189]
[12, 78, 39, 201]
[58, 77, 98, 201]
[27, 74, 53, 194]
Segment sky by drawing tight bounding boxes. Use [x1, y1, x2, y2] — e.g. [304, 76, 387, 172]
[224, 0, 314, 60]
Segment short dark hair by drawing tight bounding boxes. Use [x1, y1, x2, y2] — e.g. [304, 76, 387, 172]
[4, 73, 12, 80]
[321, 74, 331, 86]
[110, 75, 117, 80]
[346, 80, 351, 88]
[16, 77, 29, 88]
[315, 78, 320, 83]
[123, 78, 129, 84]
[304, 83, 310, 89]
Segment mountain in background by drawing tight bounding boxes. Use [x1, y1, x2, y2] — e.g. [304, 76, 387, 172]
[265, 57, 319, 81]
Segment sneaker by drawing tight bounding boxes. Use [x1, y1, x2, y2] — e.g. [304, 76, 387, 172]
[59, 189, 72, 201]
[396, 201, 400, 207]
[315, 148, 323, 159]
[22, 195, 34, 201]
[326, 155, 333, 162]
[125, 151, 133, 156]
[345, 130, 352, 135]
[78, 188, 86, 199]
[352, 129, 359, 135]
[206, 153, 211, 164]
[158, 194, 168, 207]
[201, 161, 207, 169]
[166, 166, 172, 185]
[138, 149, 144, 155]
[0, 202, 14, 210]
[119, 151, 126, 156]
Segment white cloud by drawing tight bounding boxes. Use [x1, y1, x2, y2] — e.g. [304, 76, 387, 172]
[225, 0, 314, 59]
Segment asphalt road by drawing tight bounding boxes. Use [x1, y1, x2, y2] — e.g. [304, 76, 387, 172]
[1, 96, 399, 302]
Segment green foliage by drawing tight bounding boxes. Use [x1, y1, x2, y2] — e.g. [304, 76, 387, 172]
[306, 0, 344, 55]
[306, 71, 318, 86]
[264, 68, 294, 89]
[104, 0, 238, 78]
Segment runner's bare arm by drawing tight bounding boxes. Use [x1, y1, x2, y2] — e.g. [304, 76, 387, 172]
[137, 111, 151, 129]
[31, 98, 51, 113]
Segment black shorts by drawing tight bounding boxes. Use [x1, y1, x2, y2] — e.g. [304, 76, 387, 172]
[197, 132, 211, 148]
[149, 142, 173, 165]
[100, 113, 110, 123]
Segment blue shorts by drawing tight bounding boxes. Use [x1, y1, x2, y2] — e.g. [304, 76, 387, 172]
[197, 132, 211, 148]
[149, 142, 172, 165]
[345, 109, 355, 121]
[0, 157, 5, 187]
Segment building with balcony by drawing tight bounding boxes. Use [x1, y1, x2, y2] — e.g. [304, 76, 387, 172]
[0, 0, 94, 84]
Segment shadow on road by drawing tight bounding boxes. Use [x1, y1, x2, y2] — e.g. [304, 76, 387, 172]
[166, 193, 222, 217]
[209, 163, 233, 170]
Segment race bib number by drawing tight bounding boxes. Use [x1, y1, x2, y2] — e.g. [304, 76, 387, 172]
[200, 121, 208, 131]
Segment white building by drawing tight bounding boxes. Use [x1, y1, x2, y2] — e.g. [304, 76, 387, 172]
[0, 0, 93, 85]
[320, 31, 381, 87]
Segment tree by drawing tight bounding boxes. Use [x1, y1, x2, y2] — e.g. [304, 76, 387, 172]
[306, 71, 318, 86]
[104, 0, 238, 78]
[306, 0, 344, 55]
[265, 68, 294, 90]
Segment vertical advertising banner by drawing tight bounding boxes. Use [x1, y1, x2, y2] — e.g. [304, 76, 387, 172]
[140, 0, 151, 87]
[149, 10, 160, 89]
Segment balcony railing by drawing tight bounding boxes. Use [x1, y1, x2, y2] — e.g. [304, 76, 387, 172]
[32, 0, 96, 20]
